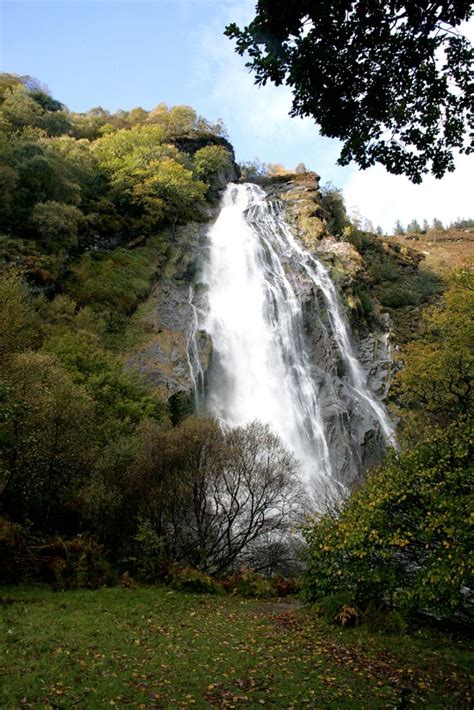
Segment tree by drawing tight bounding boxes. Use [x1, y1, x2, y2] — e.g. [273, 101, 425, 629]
[133, 417, 303, 574]
[0, 84, 42, 130]
[301, 421, 473, 619]
[192, 145, 233, 184]
[0, 351, 97, 530]
[31, 201, 84, 249]
[92, 125, 206, 223]
[406, 218, 422, 234]
[320, 183, 350, 235]
[394, 219, 405, 235]
[238, 159, 268, 182]
[0, 270, 38, 362]
[392, 271, 473, 428]
[432, 217, 444, 230]
[226, 2, 473, 182]
[266, 163, 291, 176]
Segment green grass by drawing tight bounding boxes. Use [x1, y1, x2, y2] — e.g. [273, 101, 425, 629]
[1, 586, 472, 708]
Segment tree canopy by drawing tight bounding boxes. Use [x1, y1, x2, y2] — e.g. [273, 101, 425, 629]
[226, 1, 474, 182]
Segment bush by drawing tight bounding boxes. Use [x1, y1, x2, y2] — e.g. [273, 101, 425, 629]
[68, 249, 151, 316]
[169, 567, 223, 595]
[353, 287, 373, 317]
[221, 568, 275, 598]
[40, 536, 116, 590]
[311, 592, 359, 625]
[365, 607, 408, 635]
[274, 576, 300, 597]
[0, 517, 27, 583]
[301, 421, 473, 620]
[0, 523, 115, 588]
[320, 183, 350, 235]
[193, 145, 233, 182]
[124, 518, 167, 583]
[31, 201, 84, 250]
[379, 286, 418, 308]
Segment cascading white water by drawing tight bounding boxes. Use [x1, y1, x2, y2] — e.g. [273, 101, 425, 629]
[191, 183, 394, 486]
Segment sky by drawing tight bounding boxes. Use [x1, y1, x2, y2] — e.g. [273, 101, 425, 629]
[1, 0, 473, 232]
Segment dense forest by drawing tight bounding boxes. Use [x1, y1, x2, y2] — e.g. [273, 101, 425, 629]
[0, 72, 472, 628]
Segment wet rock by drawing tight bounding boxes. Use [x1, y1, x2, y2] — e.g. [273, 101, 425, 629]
[125, 219, 215, 399]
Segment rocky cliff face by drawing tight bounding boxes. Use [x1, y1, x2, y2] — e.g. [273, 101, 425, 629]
[264, 173, 396, 405]
[126, 170, 398, 481]
[125, 219, 213, 405]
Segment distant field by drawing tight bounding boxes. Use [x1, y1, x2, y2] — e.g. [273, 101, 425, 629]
[1, 586, 472, 708]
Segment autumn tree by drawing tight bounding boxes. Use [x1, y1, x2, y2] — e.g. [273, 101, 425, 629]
[393, 271, 473, 429]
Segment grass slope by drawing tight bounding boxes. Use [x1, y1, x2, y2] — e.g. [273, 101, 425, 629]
[1, 586, 472, 708]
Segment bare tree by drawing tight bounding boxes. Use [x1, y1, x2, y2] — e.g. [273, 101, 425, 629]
[148, 417, 305, 574]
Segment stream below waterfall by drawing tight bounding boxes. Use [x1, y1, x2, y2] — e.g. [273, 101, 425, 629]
[188, 183, 395, 489]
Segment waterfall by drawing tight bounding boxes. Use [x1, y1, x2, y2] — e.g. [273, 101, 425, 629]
[190, 183, 394, 488]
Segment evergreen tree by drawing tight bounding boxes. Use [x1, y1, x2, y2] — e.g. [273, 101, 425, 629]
[394, 220, 405, 235]
[407, 218, 422, 234]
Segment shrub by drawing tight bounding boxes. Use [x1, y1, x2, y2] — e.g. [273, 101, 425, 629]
[41, 536, 116, 589]
[320, 183, 350, 235]
[221, 568, 275, 598]
[365, 607, 408, 635]
[169, 567, 222, 595]
[301, 421, 473, 620]
[193, 145, 233, 182]
[274, 576, 300, 598]
[379, 286, 418, 308]
[353, 287, 373, 317]
[0, 517, 27, 583]
[125, 518, 167, 583]
[68, 249, 151, 316]
[31, 201, 84, 250]
[312, 592, 359, 625]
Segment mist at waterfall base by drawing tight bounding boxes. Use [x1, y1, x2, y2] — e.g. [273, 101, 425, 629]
[189, 183, 395, 492]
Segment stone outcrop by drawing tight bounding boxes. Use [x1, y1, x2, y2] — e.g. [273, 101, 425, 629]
[125, 220, 213, 400]
[264, 173, 394, 379]
[264, 173, 327, 249]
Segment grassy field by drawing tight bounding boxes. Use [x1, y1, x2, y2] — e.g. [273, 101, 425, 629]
[1, 586, 472, 708]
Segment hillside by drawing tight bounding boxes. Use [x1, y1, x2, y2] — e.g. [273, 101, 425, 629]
[393, 227, 474, 273]
[1, 76, 472, 655]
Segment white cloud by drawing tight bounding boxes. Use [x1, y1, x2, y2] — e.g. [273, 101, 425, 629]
[343, 153, 474, 232]
[190, 0, 346, 178]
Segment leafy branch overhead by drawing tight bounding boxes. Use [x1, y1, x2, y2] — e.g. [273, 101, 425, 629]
[226, 1, 474, 182]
